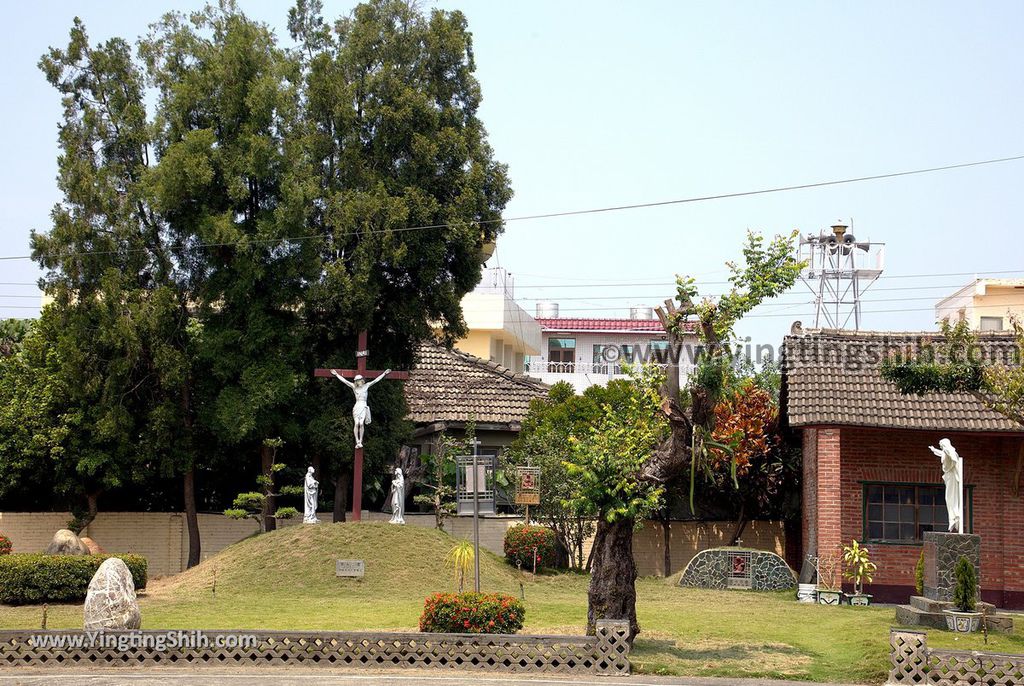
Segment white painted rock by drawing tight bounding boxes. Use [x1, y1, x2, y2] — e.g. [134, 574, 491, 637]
[44, 529, 90, 555]
[83, 558, 141, 630]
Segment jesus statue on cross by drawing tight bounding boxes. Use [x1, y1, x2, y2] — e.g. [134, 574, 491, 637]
[314, 330, 409, 522]
[331, 369, 390, 448]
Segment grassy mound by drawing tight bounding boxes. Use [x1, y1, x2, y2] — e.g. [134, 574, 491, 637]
[153, 522, 522, 599]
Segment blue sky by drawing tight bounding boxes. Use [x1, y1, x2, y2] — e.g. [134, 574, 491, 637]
[2, 1, 1023, 349]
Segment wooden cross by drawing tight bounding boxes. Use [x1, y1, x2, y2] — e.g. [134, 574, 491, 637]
[314, 331, 409, 522]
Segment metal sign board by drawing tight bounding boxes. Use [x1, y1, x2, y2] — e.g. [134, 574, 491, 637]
[335, 559, 365, 578]
[515, 466, 541, 506]
[456, 454, 496, 515]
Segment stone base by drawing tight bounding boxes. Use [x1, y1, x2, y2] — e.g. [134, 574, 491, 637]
[923, 531, 980, 602]
[896, 595, 1014, 632]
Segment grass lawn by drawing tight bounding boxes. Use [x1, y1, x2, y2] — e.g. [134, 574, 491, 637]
[2, 523, 1021, 684]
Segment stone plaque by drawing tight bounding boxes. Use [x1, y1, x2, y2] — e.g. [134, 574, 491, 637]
[335, 559, 365, 578]
[922, 531, 979, 602]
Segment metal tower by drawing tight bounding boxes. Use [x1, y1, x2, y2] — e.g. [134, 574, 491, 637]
[797, 221, 885, 329]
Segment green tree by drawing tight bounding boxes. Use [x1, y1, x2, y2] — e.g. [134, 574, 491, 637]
[567, 366, 669, 634]
[288, 0, 513, 508]
[11, 0, 510, 553]
[0, 319, 32, 357]
[580, 231, 803, 640]
[505, 380, 635, 570]
[141, 4, 316, 533]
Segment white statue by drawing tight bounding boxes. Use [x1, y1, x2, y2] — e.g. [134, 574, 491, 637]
[389, 467, 405, 525]
[331, 370, 390, 449]
[928, 438, 964, 533]
[303, 466, 320, 524]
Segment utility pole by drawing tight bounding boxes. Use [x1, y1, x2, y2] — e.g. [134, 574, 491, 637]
[470, 437, 482, 592]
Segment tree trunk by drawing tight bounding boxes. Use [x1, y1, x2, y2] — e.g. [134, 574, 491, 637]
[72, 491, 102, 533]
[184, 467, 201, 568]
[729, 501, 748, 545]
[333, 467, 350, 523]
[587, 517, 639, 641]
[662, 515, 672, 577]
[179, 377, 201, 568]
[261, 444, 277, 532]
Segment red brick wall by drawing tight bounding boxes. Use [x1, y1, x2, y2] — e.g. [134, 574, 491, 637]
[804, 426, 1024, 608]
[801, 428, 818, 562]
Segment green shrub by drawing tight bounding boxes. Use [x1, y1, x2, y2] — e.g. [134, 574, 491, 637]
[503, 524, 556, 570]
[952, 555, 977, 612]
[915, 549, 925, 596]
[419, 592, 525, 634]
[0, 553, 147, 605]
[0, 534, 11, 556]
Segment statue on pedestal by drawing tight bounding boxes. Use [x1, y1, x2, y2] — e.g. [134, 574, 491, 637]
[389, 468, 405, 525]
[303, 466, 320, 524]
[929, 438, 963, 534]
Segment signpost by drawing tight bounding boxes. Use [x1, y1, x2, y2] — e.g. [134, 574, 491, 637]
[469, 438, 482, 593]
[515, 466, 541, 523]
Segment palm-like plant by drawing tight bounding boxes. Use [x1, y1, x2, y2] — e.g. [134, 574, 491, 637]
[446, 540, 475, 592]
[842, 540, 877, 595]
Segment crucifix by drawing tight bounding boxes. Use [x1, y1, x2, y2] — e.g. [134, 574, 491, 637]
[314, 331, 408, 522]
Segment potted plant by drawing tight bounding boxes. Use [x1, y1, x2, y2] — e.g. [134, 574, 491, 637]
[813, 548, 843, 605]
[944, 556, 982, 632]
[842, 539, 876, 606]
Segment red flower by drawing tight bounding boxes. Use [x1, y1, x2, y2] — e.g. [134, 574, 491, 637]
[463, 620, 471, 628]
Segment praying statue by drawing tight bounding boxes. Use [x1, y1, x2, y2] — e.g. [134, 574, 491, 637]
[928, 438, 964, 533]
[389, 467, 405, 525]
[331, 369, 391, 449]
[303, 466, 320, 524]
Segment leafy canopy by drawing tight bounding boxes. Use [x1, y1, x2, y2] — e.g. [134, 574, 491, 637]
[565, 367, 669, 523]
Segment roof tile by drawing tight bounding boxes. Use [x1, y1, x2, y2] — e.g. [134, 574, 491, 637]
[782, 329, 1022, 433]
[406, 343, 549, 424]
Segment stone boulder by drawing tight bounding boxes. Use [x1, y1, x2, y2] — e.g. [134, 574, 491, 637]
[44, 529, 90, 556]
[79, 536, 104, 555]
[83, 557, 141, 631]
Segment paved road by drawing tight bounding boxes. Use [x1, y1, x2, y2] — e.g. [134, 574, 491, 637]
[0, 669, 870, 686]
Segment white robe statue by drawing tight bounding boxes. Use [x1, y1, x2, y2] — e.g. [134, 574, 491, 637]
[303, 466, 320, 524]
[928, 438, 963, 533]
[389, 468, 405, 525]
[331, 370, 390, 449]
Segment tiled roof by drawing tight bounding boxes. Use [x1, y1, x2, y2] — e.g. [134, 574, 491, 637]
[782, 329, 1023, 433]
[537, 317, 668, 333]
[406, 343, 549, 425]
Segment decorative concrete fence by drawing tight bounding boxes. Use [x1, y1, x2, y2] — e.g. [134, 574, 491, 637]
[889, 629, 1024, 685]
[0, 621, 631, 675]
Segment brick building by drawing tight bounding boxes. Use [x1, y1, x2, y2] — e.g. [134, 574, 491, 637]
[782, 328, 1024, 608]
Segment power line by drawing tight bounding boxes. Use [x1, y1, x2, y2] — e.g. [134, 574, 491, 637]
[4, 153, 1023, 263]
[511, 283, 1006, 302]
[514, 269, 1024, 289]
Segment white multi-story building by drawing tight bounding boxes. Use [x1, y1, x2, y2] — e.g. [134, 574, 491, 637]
[935, 279, 1024, 332]
[452, 269, 695, 391]
[454, 268, 542, 372]
[523, 303, 696, 392]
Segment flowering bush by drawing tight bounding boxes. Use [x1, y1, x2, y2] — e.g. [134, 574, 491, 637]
[419, 592, 525, 634]
[0, 534, 11, 556]
[503, 524, 556, 569]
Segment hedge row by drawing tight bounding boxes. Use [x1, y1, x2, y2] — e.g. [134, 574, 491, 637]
[0, 553, 148, 605]
[419, 592, 525, 634]
[503, 524, 557, 570]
